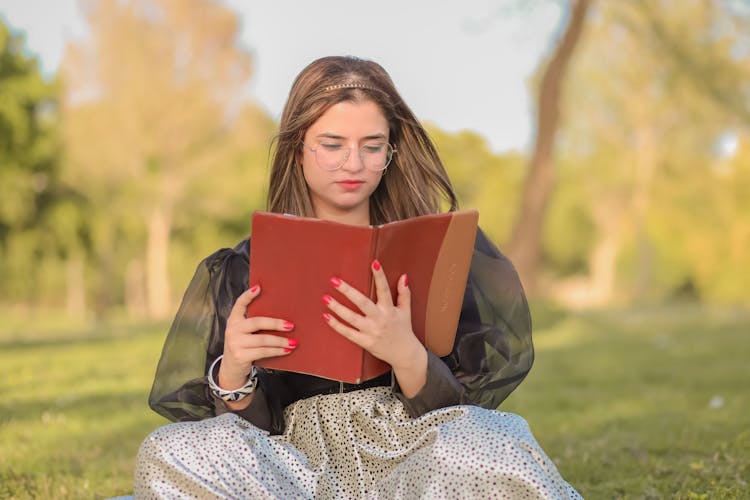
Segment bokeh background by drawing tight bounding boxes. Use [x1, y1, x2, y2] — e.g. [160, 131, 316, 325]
[0, 1, 748, 498]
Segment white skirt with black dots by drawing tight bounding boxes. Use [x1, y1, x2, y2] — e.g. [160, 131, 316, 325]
[134, 386, 582, 499]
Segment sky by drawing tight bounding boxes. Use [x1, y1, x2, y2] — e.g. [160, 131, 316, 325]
[0, 0, 564, 154]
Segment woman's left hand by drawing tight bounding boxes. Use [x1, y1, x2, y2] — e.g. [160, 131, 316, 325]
[322, 259, 424, 370]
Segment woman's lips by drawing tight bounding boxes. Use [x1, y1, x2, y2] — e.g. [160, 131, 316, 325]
[337, 180, 365, 191]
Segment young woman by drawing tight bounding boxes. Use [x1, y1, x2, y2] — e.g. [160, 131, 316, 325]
[135, 56, 581, 499]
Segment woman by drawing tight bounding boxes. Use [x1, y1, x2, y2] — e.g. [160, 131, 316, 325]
[135, 56, 581, 499]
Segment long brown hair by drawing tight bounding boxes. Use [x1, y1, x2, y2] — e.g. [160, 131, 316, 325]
[267, 56, 458, 224]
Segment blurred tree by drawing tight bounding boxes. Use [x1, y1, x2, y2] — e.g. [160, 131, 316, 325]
[62, 0, 272, 318]
[507, 0, 592, 294]
[552, 0, 750, 305]
[0, 20, 83, 310]
[427, 126, 525, 245]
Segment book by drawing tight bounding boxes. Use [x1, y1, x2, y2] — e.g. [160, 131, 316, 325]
[247, 209, 479, 383]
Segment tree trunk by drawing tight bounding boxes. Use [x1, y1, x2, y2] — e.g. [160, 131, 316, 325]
[125, 257, 147, 317]
[146, 206, 172, 319]
[507, 0, 591, 294]
[65, 255, 87, 317]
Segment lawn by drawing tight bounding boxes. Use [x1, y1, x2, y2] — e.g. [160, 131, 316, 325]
[0, 304, 748, 499]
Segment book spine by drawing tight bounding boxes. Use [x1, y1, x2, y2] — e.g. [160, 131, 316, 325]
[368, 225, 380, 301]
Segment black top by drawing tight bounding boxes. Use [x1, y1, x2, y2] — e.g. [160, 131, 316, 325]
[148, 228, 534, 435]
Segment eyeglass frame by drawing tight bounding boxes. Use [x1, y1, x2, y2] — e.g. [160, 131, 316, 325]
[301, 141, 397, 172]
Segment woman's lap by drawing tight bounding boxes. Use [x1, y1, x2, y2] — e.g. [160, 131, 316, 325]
[135, 388, 580, 499]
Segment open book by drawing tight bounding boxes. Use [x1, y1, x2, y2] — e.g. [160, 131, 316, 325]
[247, 210, 479, 383]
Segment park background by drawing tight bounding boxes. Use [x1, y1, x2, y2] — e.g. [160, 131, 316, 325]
[0, 0, 748, 497]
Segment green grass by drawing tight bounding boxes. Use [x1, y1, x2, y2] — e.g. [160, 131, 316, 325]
[502, 304, 750, 499]
[0, 305, 748, 498]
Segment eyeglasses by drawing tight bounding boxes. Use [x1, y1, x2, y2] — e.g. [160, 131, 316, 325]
[303, 142, 396, 171]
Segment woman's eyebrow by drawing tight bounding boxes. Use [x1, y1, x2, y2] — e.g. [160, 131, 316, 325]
[315, 133, 388, 140]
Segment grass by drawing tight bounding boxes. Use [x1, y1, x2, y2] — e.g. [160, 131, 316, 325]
[0, 304, 748, 499]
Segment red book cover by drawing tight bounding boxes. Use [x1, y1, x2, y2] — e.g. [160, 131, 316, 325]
[247, 210, 478, 383]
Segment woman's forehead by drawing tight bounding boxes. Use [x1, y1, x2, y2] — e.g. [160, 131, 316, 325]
[306, 100, 389, 139]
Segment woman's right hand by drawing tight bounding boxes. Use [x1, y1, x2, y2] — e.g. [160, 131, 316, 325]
[218, 284, 297, 394]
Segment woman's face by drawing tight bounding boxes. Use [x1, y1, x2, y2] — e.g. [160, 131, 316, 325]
[300, 99, 388, 225]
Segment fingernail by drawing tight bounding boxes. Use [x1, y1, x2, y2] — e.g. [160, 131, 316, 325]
[322, 295, 333, 305]
[403, 274, 409, 287]
[282, 321, 295, 331]
[322, 313, 332, 322]
[284, 347, 294, 353]
[372, 259, 381, 271]
[330, 276, 342, 287]
[249, 284, 260, 293]
[288, 338, 298, 347]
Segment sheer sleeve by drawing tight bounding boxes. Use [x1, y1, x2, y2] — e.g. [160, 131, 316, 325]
[148, 241, 252, 423]
[393, 227, 534, 415]
[443, 227, 534, 409]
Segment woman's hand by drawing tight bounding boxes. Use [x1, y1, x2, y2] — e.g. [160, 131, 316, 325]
[323, 260, 428, 397]
[219, 285, 297, 393]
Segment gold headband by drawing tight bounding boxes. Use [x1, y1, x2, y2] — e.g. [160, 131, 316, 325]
[323, 82, 376, 92]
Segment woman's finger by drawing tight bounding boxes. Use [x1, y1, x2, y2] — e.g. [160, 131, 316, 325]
[322, 294, 366, 330]
[329, 276, 377, 316]
[236, 333, 298, 349]
[370, 259, 394, 306]
[396, 274, 411, 310]
[323, 312, 365, 347]
[249, 346, 297, 360]
[237, 316, 294, 334]
[228, 284, 261, 320]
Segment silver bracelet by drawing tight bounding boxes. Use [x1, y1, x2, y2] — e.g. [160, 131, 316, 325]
[207, 355, 257, 402]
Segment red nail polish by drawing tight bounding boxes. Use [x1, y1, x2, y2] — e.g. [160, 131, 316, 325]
[322, 295, 333, 305]
[288, 338, 298, 347]
[403, 274, 409, 287]
[372, 259, 381, 271]
[322, 313, 332, 322]
[284, 347, 294, 353]
[249, 284, 260, 293]
[283, 321, 294, 331]
[330, 276, 342, 287]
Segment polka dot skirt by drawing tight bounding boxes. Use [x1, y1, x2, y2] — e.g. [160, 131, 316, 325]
[135, 387, 581, 499]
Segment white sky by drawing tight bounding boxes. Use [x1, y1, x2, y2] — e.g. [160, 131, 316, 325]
[0, 0, 564, 153]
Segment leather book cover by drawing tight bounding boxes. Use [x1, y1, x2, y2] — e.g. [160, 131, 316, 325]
[247, 210, 478, 383]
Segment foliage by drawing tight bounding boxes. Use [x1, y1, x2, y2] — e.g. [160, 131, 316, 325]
[0, 20, 76, 305]
[549, 0, 750, 305]
[0, 305, 747, 498]
[1, 0, 749, 316]
[428, 126, 526, 246]
[61, 0, 275, 318]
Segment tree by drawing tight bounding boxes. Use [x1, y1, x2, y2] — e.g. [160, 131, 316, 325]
[62, 0, 271, 318]
[550, 0, 750, 305]
[507, 0, 592, 295]
[0, 19, 75, 308]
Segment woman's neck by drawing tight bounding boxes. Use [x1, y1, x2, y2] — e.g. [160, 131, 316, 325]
[313, 205, 370, 226]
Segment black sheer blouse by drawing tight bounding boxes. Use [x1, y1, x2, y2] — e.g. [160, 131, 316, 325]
[148, 228, 534, 435]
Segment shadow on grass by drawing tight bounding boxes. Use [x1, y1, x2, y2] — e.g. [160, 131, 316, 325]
[0, 320, 168, 351]
[0, 388, 152, 424]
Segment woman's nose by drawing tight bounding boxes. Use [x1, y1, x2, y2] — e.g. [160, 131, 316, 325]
[340, 147, 365, 172]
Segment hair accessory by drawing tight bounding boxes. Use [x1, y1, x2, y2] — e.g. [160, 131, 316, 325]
[207, 355, 257, 402]
[323, 82, 376, 92]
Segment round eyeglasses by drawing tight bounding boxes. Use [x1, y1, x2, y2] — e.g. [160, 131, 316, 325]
[303, 142, 396, 171]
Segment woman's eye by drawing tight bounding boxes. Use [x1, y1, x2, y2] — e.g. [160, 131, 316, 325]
[321, 143, 342, 150]
[363, 144, 384, 153]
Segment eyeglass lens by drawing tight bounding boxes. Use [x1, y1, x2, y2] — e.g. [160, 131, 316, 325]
[314, 143, 393, 171]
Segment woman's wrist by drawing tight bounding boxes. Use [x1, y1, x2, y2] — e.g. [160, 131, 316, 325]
[209, 355, 257, 410]
[389, 336, 426, 372]
[391, 341, 428, 398]
[217, 356, 254, 390]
